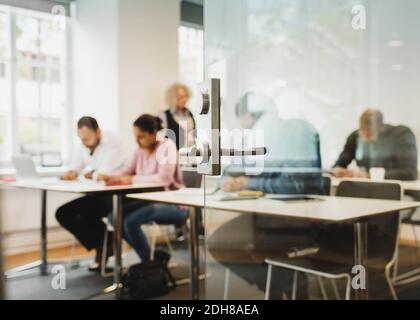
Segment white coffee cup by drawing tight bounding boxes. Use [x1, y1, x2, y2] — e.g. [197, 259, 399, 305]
[369, 167, 386, 181]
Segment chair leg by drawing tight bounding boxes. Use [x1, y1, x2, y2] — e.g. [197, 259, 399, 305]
[264, 264, 273, 300]
[345, 277, 351, 300]
[223, 268, 230, 300]
[316, 276, 328, 300]
[149, 223, 158, 261]
[292, 271, 299, 300]
[159, 225, 174, 255]
[68, 237, 80, 269]
[101, 227, 108, 277]
[158, 225, 179, 268]
[330, 279, 340, 300]
[386, 265, 398, 300]
[393, 237, 400, 282]
[413, 225, 420, 255]
[392, 224, 420, 286]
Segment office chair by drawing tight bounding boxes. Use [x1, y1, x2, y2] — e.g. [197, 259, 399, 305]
[100, 168, 203, 277]
[101, 217, 114, 277]
[393, 205, 420, 285]
[322, 175, 332, 196]
[68, 237, 81, 269]
[222, 175, 333, 300]
[180, 168, 204, 235]
[100, 216, 177, 277]
[264, 180, 402, 300]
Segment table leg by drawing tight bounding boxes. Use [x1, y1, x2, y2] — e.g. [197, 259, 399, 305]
[189, 207, 200, 300]
[91, 194, 125, 299]
[354, 221, 368, 300]
[40, 189, 48, 275]
[5, 190, 48, 278]
[113, 194, 124, 299]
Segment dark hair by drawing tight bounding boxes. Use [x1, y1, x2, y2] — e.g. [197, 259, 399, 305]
[77, 116, 99, 131]
[133, 114, 163, 133]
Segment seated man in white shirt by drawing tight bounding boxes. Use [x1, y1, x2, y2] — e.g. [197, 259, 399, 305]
[56, 116, 127, 271]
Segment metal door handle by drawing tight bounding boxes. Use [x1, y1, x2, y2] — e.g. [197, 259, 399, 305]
[193, 78, 267, 175]
[179, 146, 203, 157]
[179, 146, 267, 158]
[221, 147, 267, 156]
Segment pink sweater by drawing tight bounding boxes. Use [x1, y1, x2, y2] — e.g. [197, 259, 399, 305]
[113, 139, 185, 190]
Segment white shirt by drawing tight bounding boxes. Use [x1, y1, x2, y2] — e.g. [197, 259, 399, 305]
[70, 131, 127, 176]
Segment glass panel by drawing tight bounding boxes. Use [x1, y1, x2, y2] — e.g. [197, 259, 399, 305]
[179, 25, 204, 117]
[15, 10, 67, 157]
[203, 0, 420, 300]
[16, 64, 64, 154]
[16, 13, 65, 64]
[39, 18, 66, 62]
[0, 7, 67, 164]
[0, 10, 6, 61]
[0, 112, 9, 162]
[179, 26, 204, 85]
[16, 15, 40, 61]
[0, 10, 10, 162]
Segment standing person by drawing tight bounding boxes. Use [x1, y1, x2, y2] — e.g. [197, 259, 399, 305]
[56, 116, 127, 271]
[99, 114, 187, 262]
[333, 109, 418, 180]
[159, 83, 197, 240]
[159, 83, 196, 150]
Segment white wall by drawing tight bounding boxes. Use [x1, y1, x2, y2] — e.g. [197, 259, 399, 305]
[73, 0, 180, 146]
[72, 0, 120, 133]
[118, 0, 179, 147]
[0, 187, 81, 254]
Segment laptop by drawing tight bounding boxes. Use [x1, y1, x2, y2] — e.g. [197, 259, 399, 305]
[12, 155, 60, 184]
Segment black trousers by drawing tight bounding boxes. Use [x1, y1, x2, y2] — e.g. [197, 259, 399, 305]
[56, 196, 147, 251]
[56, 195, 113, 251]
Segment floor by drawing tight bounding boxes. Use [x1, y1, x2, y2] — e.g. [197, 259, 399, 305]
[4, 241, 420, 300]
[4, 245, 94, 270]
[4, 241, 204, 300]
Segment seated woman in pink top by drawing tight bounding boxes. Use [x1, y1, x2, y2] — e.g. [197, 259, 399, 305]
[100, 114, 187, 262]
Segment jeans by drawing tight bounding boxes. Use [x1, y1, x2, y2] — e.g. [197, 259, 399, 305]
[122, 203, 188, 261]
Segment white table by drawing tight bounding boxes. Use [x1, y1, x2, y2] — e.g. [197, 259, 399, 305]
[128, 188, 420, 300]
[0, 179, 164, 298]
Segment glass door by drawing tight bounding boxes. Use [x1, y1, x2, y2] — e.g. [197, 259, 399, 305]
[198, 0, 420, 300]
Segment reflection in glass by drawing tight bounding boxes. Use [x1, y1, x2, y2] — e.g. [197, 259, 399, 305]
[203, 0, 420, 300]
[333, 109, 418, 181]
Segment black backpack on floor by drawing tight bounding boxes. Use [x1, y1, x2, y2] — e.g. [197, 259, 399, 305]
[123, 250, 176, 299]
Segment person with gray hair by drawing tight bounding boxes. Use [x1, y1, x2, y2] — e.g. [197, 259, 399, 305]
[159, 83, 196, 150]
[333, 109, 418, 180]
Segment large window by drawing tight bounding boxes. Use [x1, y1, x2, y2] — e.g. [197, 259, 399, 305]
[179, 25, 203, 89]
[179, 23, 203, 117]
[178, 0, 204, 112]
[0, 5, 70, 165]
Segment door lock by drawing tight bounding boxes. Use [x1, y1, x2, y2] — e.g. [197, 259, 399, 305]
[191, 78, 267, 176]
[200, 92, 210, 115]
